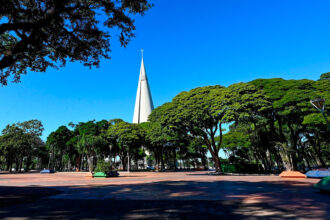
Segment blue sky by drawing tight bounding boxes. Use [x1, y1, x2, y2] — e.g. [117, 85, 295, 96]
[1, 0, 330, 140]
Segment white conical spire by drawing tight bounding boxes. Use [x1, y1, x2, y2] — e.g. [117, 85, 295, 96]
[133, 51, 154, 124]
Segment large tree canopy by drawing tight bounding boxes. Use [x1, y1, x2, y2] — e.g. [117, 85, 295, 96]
[0, 120, 44, 171]
[0, 0, 152, 85]
[152, 84, 271, 172]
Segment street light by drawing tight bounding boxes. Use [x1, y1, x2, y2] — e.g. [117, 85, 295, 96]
[310, 98, 329, 130]
[310, 98, 325, 112]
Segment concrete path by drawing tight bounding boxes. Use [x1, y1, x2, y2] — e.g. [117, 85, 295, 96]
[0, 172, 328, 219]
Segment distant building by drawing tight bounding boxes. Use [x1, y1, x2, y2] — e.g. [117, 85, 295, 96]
[133, 52, 154, 124]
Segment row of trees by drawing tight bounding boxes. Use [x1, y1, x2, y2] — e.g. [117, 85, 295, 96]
[149, 73, 329, 172]
[0, 118, 204, 172]
[46, 119, 208, 172]
[0, 74, 329, 173]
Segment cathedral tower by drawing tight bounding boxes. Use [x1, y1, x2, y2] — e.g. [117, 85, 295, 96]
[133, 51, 154, 123]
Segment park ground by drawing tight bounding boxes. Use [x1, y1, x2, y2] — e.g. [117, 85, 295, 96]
[0, 171, 329, 219]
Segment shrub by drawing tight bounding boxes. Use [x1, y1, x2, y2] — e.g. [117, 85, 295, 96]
[94, 160, 113, 173]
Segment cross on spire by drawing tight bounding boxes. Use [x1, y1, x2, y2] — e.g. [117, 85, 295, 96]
[141, 49, 144, 58]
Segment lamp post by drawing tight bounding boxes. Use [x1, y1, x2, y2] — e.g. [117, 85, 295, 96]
[310, 98, 329, 130]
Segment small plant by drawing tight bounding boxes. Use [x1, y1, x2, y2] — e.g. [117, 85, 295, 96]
[93, 160, 119, 178]
[94, 160, 113, 173]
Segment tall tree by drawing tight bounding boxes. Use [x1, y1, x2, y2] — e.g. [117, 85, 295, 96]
[75, 120, 108, 172]
[107, 120, 145, 170]
[46, 125, 73, 170]
[250, 78, 329, 170]
[153, 86, 229, 172]
[0, 120, 44, 171]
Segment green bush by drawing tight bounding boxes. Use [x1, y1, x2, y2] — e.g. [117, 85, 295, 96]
[94, 160, 113, 173]
[220, 163, 263, 174]
[221, 164, 237, 173]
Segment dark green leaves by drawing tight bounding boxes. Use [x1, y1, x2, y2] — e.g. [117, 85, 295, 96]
[0, 0, 152, 85]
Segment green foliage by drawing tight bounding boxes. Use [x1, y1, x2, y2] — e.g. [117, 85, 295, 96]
[0, 120, 45, 171]
[222, 130, 250, 149]
[1, 75, 329, 173]
[94, 160, 113, 173]
[46, 125, 74, 170]
[319, 72, 330, 81]
[107, 121, 145, 152]
[0, 0, 152, 85]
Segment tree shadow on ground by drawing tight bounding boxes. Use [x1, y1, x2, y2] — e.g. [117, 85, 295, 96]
[0, 179, 329, 219]
[0, 198, 298, 219]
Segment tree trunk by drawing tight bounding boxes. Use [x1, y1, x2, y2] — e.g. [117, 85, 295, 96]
[173, 148, 176, 171]
[26, 156, 31, 171]
[87, 155, 93, 172]
[15, 158, 20, 172]
[213, 155, 221, 172]
[127, 152, 130, 172]
[315, 139, 326, 167]
[80, 153, 84, 171]
[206, 143, 221, 172]
[18, 158, 23, 173]
[201, 150, 207, 169]
[76, 155, 81, 171]
[9, 162, 12, 172]
[6, 160, 11, 171]
[290, 151, 298, 171]
[161, 153, 165, 171]
[136, 158, 139, 171]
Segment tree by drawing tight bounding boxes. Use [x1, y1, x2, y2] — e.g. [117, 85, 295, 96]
[78, 134, 107, 172]
[153, 86, 229, 172]
[141, 121, 167, 171]
[0, 0, 152, 85]
[0, 125, 26, 171]
[151, 83, 273, 173]
[319, 72, 330, 81]
[0, 120, 44, 171]
[107, 120, 145, 171]
[250, 78, 330, 170]
[221, 125, 254, 166]
[74, 120, 108, 172]
[181, 137, 208, 169]
[148, 102, 193, 171]
[46, 125, 73, 170]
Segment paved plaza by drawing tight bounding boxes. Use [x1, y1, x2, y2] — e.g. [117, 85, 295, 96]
[0, 171, 329, 219]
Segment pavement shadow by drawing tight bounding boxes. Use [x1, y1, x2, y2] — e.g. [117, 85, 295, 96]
[0, 198, 298, 219]
[0, 179, 329, 219]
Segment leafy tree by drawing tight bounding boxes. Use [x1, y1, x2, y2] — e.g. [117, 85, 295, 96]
[180, 137, 208, 169]
[0, 0, 152, 85]
[224, 82, 278, 172]
[78, 134, 107, 172]
[0, 125, 26, 171]
[0, 120, 44, 171]
[319, 72, 330, 81]
[222, 127, 252, 165]
[250, 78, 329, 170]
[148, 102, 193, 171]
[46, 125, 73, 170]
[141, 121, 166, 170]
[107, 120, 145, 170]
[74, 120, 108, 172]
[152, 86, 229, 172]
